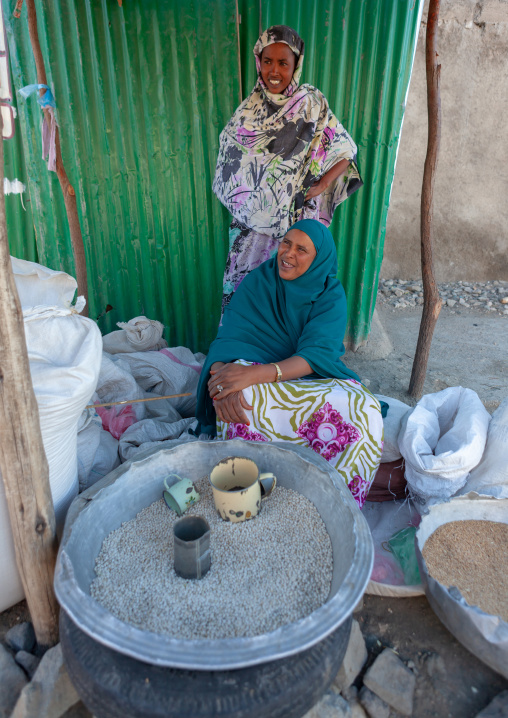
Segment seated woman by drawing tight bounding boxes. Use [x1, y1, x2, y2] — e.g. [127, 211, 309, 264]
[195, 219, 383, 509]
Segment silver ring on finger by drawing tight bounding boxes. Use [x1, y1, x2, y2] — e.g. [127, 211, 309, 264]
[217, 384, 224, 393]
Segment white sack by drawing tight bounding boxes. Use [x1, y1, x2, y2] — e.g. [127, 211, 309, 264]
[22, 305, 102, 524]
[77, 404, 120, 492]
[0, 475, 25, 611]
[375, 394, 412, 463]
[102, 316, 168, 354]
[114, 347, 205, 417]
[10, 256, 77, 309]
[0, 258, 102, 612]
[458, 397, 508, 499]
[398, 386, 490, 511]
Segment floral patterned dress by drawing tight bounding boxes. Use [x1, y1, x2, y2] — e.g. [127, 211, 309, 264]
[216, 362, 384, 509]
[213, 25, 363, 314]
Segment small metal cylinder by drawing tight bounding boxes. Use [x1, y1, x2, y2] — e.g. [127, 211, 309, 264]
[173, 516, 211, 580]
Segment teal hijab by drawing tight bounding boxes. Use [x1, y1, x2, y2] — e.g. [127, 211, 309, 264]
[195, 219, 360, 436]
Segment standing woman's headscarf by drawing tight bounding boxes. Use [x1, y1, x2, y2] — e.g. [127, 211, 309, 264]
[195, 219, 360, 436]
[212, 25, 363, 239]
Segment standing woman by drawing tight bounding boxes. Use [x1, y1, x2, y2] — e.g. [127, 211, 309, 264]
[213, 25, 363, 314]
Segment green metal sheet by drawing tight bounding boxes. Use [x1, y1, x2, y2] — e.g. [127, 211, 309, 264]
[6, 0, 422, 349]
[3, 90, 38, 263]
[6, 0, 238, 349]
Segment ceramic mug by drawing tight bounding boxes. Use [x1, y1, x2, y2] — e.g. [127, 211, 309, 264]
[163, 474, 200, 516]
[209, 456, 276, 523]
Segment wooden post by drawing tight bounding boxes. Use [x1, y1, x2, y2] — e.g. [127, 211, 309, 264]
[25, 0, 89, 315]
[408, 0, 443, 399]
[0, 116, 59, 649]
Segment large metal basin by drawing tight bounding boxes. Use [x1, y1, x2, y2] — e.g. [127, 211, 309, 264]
[416, 493, 508, 679]
[55, 440, 373, 670]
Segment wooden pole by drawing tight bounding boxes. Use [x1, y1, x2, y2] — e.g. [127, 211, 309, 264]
[0, 116, 59, 649]
[87, 392, 193, 410]
[25, 0, 89, 315]
[408, 0, 443, 399]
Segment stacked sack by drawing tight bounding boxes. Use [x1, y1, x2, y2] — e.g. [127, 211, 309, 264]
[0, 258, 102, 611]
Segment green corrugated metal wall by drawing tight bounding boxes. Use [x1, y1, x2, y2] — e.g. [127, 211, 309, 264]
[5, 0, 422, 350]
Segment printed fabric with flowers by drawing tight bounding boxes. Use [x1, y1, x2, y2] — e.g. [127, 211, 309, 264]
[212, 24, 363, 241]
[216, 362, 383, 509]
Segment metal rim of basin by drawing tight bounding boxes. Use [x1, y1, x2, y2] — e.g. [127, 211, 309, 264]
[55, 440, 374, 670]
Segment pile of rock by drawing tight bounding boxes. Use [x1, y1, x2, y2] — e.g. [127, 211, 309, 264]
[304, 619, 508, 718]
[377, 279, 508, 316]
[0, 622, 84, 718]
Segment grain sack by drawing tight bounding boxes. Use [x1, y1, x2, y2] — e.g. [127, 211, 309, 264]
[102, 316, 168, 354]
[0, 258, 102, 612]
[458, 397, 508, 499]
[398, 386, 490, 512]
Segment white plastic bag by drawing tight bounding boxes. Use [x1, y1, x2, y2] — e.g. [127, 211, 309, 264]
[458, 397, 508, 499]
[10, 256, 77, 309]
[0, 258, 102, 612]
[398, 387, 490, 511]
[102, 316, 167, 354]
[375, 394, 412, 463]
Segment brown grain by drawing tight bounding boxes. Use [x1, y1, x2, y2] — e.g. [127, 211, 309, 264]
[422, 520, 508, 622]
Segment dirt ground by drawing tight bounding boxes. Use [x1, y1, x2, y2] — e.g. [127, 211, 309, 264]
[1, 302, 507, 717]
[345, 303, 508, 413]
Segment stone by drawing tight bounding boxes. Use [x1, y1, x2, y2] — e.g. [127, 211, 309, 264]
[341, 686, 358, 702]
[10, 643, 80, 718]
[15, 651, 41, 679]
[363, 648, 416, 716]
[446, 299, 457, 307]
[304, 691, 351, 718]
[5, 622, 36, 654]
[333, 620, 368, 692]
[349, 702, 368, 718]
[394, 289, 404, 297]
[359, 686, 390, 718]
[0, 644, 28, 718]
[501, 297, 508, 304]
[474, 690, 508, 717]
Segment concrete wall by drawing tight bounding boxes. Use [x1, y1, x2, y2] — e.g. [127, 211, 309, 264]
[381, 0, 508, 281]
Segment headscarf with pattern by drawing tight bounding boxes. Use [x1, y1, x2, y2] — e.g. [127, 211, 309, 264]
[212, 26, 363, 238]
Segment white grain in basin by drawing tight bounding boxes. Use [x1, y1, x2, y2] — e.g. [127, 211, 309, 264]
[90, 478, 333, 640]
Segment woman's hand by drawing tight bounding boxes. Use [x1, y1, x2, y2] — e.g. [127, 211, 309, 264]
[214, 390, 253, 425]
[305, 158, 351, 200]
[208, 363, 259, 400]
[305, 180, 325, 200]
